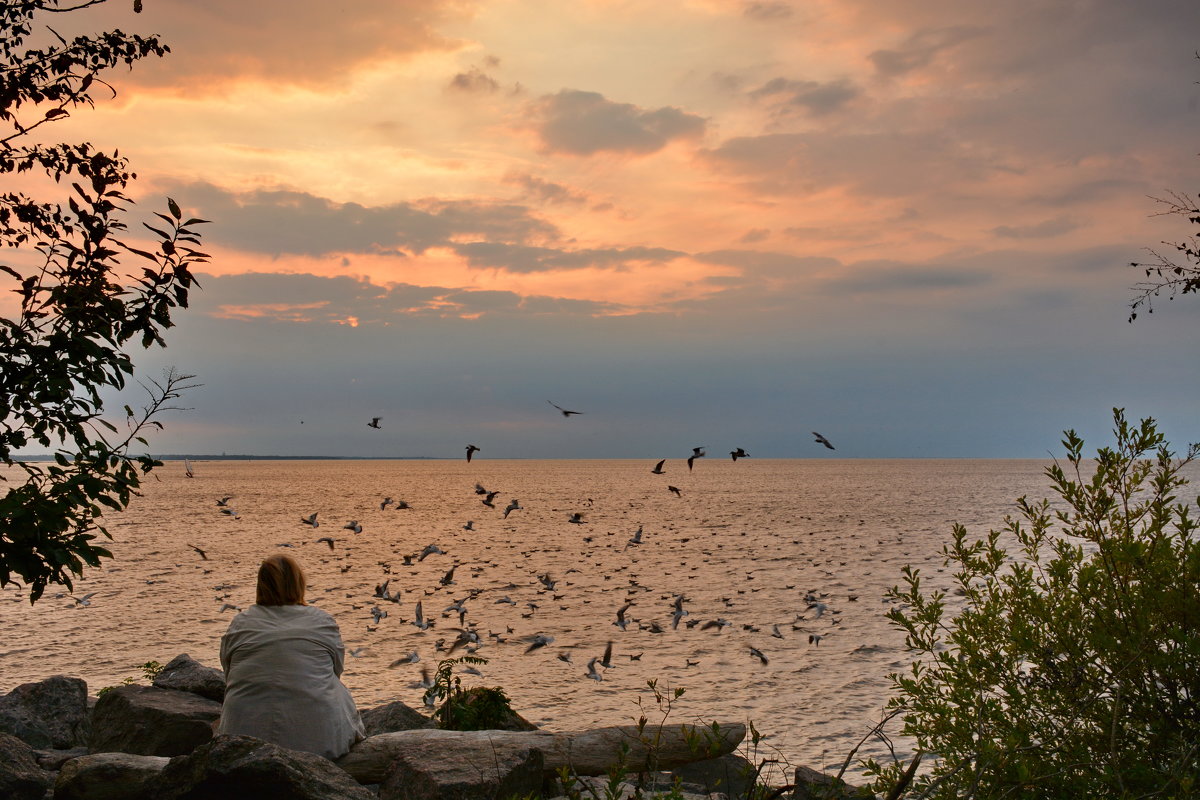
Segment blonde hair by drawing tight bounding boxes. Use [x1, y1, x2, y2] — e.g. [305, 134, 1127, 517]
[256, 554, 307, 606]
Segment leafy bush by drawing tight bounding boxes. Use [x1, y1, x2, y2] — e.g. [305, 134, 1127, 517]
[869, 410, 1199, 798]
[425, 656, 522, 731]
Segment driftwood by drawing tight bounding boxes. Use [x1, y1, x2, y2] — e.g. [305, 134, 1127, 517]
[336, 722, 746, 784]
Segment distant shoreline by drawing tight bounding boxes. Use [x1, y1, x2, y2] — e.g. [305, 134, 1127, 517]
[17, 454, 440, 462]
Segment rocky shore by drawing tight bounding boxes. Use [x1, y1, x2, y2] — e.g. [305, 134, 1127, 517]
[0, 654, 872, 799]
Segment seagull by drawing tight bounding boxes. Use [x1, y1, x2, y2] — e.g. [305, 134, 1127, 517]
[624, 526, 643, 550]
[410, 666, 435, 690]
[650, 459, 666, 474]
[380, 497, 394, 510]
[667, 486, 682, 497]
[474, 483, 489, 495]
[749, 646, 769, 665]
[443, 598, 467, 615]
[440, 564, 457, 586]
[219, 508, 239, 517]
[343, 520, 362, 533]
[687, 446, 706, 472]
[216, 496, 233, 507]
[463, 520, 474, 531]
[68, 592, 96, 607]
[503, 499, 521, 519]
[548, 400, 582, 417]
[300, 512, 319, 528]
[418, 543, 444, 562]
[614, 602, 633, 631]
[812, 432, 835, 450]
[524, 633, 555, 654]
[557, 652, 573, 664]
[730, 448, 749, 461]
[482, 491, 500, 509]
[219, 603, 240, 613]
[186, 543, 208, 560]
[465, 444, 480, 462]
[389, 650, 420, 667]
[671, 594, 689, 629]
[447, 628, 480, 654]
[370, 605, 388, 624]
[568, 512, 586, 524]
[538, 573, 557, 591]
[599, 641, 614, 669]
[349, 647, 368, 658]
[368, 417, 382, 429]
[412, 601, 432, 630]
[317, 537, 335, 550]
[585, 658, 603, 681]
[809, 634, 823, 646]
[394, 500, 412, 510]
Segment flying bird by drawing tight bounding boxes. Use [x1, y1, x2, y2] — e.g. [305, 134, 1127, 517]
[343, 520, 362, 534]
[187, 543, 208, 560]
[412, 601, 432, 630]
[614, 602, 633, 631]
[625, 526, 643, 550]
[548, 400, 582, 417]
[463, 520, 474, 531]
[525, 633, 555, 654]
[687, 447, 705, 471]
[568, 512, 586, 524]
[749, 646, 769, 665]
[650, 459, 666, 475]
[368, 417, 382, 429]
[216, 496, 233, 507]
[812, 432, 835, 450]
[317, 537, 335, 550]
[482, 491, 500, 509]
[585, 657, 603, 681]
[300, 513, 319, 528]
[418, 543, 444, 562]
[599, 641, 614, 669]
[503, 499, 521, 519]
[465, 444, 480, 462]
[68, 592, 96, 607]
[730, 448, 749, 461]
[380, 497, 394, 510]
[667, 486, 682, 497]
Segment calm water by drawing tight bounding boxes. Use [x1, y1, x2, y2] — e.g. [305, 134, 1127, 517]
[2, 458, 1057, 774]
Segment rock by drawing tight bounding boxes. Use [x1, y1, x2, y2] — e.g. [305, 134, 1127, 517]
[151, 654, 226, 702]
[338, 722, 746, 785]
[0, 675, 90, 748]
[0, 732, 53, 800]
[670, 753, 758, 798]
[379, 737, 542, 800]
[34, 746, 88, 770]
[793, 765, 874, 799]
[361, 700, 435, 736]
[553, 775, 723, 800]
[88, 685, 220, 757]
[54, 752, 170, 800]
[152, 734, 375, 800]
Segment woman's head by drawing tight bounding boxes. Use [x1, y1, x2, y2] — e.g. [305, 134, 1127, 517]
[256, 554, 307, 606]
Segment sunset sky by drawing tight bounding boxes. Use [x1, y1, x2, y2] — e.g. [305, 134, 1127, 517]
[17, 0, 1200, 458]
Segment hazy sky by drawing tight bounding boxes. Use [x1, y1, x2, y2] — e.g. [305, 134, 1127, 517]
[16, 0, 1200, 458]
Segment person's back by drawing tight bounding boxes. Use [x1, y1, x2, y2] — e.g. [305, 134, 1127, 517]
[218, 556, 364, 759]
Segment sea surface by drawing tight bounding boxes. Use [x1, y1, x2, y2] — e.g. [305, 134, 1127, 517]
[2, 458, 1065, 776]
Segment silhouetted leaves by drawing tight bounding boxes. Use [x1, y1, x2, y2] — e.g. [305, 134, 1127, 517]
[1, 1, 207, 603]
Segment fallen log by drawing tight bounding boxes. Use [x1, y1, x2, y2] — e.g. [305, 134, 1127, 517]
[336, 722, 746, 785]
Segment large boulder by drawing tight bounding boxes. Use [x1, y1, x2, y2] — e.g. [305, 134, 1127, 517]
[793, 765, 875, 799]
[0, 675, 90, 748]
[88, 685, 220, 757]
[151, 654, 226, 702]
[379, 736, 543, 800]
[54, 752, 170, 800]
[151, 734, 375, 800]
[670, 753, 757, 798]
[362, 700, 434, 736]
[0, 732, 53, 800]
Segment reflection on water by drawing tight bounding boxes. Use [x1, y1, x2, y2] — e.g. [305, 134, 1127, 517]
[3, 458, 1056, 772]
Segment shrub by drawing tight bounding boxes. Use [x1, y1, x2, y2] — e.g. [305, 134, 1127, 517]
[869, 410, 1199, 798]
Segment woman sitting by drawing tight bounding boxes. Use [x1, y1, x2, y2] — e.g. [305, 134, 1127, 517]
[218, 554, 364, 759]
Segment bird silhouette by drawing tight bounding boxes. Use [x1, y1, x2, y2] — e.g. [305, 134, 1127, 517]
[548, 400, 582, 417]
[368, 417, 382, 429]
[300, 513, 319, 528]
[813, 432, 835, 450]
[465, 444, 480, 462]
[187, 543, 208, 560]
[651, 459, 666, 474]
[730, 448, 749, 461]
[668, 486, 682, 497]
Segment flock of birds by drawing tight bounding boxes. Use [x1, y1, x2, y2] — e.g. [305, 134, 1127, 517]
[169, 401, 851, 699]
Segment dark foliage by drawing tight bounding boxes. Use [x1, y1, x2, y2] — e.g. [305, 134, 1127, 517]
[1, 0, 207, 602]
